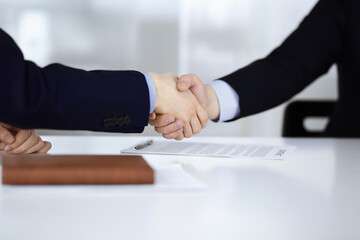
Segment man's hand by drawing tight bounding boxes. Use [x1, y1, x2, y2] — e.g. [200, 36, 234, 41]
[0, 123, 52, 154]
[177, 74, 220, 120]
[149, 72, 208, 140]
[149, 73, 220, 139]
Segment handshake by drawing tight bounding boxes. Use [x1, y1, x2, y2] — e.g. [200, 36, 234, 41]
[148, 72, 220, 140]
[0, 72, 216, 155]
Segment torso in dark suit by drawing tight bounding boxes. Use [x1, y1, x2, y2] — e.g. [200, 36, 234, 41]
[222, 0, 360, 137]
[0, 28, 149, 133]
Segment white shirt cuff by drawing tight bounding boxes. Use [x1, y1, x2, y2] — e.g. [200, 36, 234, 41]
[208, 80, 240, 122]
[143, 72, 156, 114]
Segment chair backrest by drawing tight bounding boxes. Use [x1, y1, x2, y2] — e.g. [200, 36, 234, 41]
[282, 100, 336, 137]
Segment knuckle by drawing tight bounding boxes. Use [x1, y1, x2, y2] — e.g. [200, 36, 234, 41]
[201, 119, 208, 128]
[160, 118, 169, 126]
[23, 130, 31, 138]
[38, 140, 45, 149]
[202, 112, 209, 122]
[188, 108, 195, 117]
[29, 135, 39, 145]
[182, 118, 190, 125]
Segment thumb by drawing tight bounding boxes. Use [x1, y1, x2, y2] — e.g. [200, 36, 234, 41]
[149, 112, 156, 120]
[177, 76, 191, 91]
[0, 124, 15, 144]
[178, 74, 208, 108]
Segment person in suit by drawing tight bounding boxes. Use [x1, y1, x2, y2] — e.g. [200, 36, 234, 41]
[0, 28, 208, 140]
[150, 0, 360, 139]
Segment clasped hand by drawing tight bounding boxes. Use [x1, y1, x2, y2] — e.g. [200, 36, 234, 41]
[149, 73, 220, 140]
[0, 123, 51, 154]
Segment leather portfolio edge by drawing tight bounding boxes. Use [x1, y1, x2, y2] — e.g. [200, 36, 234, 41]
[1, 154, 154, 185]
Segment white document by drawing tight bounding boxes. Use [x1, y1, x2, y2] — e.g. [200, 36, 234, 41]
[122, 140, 296, 160]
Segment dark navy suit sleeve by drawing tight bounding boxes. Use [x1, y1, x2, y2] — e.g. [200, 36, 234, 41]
[221, 0, 347, 119]
[0, 28, 149, 133]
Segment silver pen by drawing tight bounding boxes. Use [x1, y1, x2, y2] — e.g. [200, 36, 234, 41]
[135, 140, 153, 150]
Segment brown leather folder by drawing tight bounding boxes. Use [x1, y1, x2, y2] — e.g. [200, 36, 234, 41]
[2, 154, 154, 185]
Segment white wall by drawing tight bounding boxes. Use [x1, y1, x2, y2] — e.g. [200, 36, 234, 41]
[0, 0, 337, 137]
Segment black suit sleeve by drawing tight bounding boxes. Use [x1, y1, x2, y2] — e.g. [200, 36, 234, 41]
[0, 28, 150, 133]
[221, 0, 347, 119]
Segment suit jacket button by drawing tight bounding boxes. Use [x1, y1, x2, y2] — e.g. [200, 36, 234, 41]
[124, 115, 131, 125]
[103, 118, 112, 127]
[103, 116, 118, 127]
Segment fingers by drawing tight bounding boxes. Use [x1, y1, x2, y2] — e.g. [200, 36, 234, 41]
[196, 104, 208, 129]
[155, 120, 183, 140]
[22, 136, 45, 154]
[154, 116, 204, 140]
[175, 131, 185, 141]
[36, 141, 52, 154]
[5, 130, 36, 154]
[20, 137, 51, 154]
[0, 124, 15, 145]
[178, 73, 208, 108]
[150, 114, 184, 139]
[149, 97, 208, 140]
[177, 74, 193, 91]
[163, 129, 183, 139]
[190, 117, 202, 135]
[149, 72, 209, 140]
[149, 112, 156, 120]
[4, 130, 52, 154]
[178, 115, 203, 140]
[158, 119, 203, 140]
[183, 122, 193, 138]
[149, 114, 176, 127]
[0, 123, 52, 154]
[155, 120, 183, 134]
[150, 114, 202, 140]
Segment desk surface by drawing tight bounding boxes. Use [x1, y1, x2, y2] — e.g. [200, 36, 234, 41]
[1, 136, 360, 240]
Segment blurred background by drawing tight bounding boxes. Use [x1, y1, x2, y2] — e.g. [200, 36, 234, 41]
[0, 0, 337, 137]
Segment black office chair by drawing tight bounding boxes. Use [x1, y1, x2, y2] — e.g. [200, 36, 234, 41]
[282, 100, 336, 137]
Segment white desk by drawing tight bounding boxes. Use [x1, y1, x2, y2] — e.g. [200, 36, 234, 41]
[1, 136, 360, 240]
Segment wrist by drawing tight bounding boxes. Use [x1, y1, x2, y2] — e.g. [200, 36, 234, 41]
[205, 85, 220, 120]
[149, 72, 160, 111]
